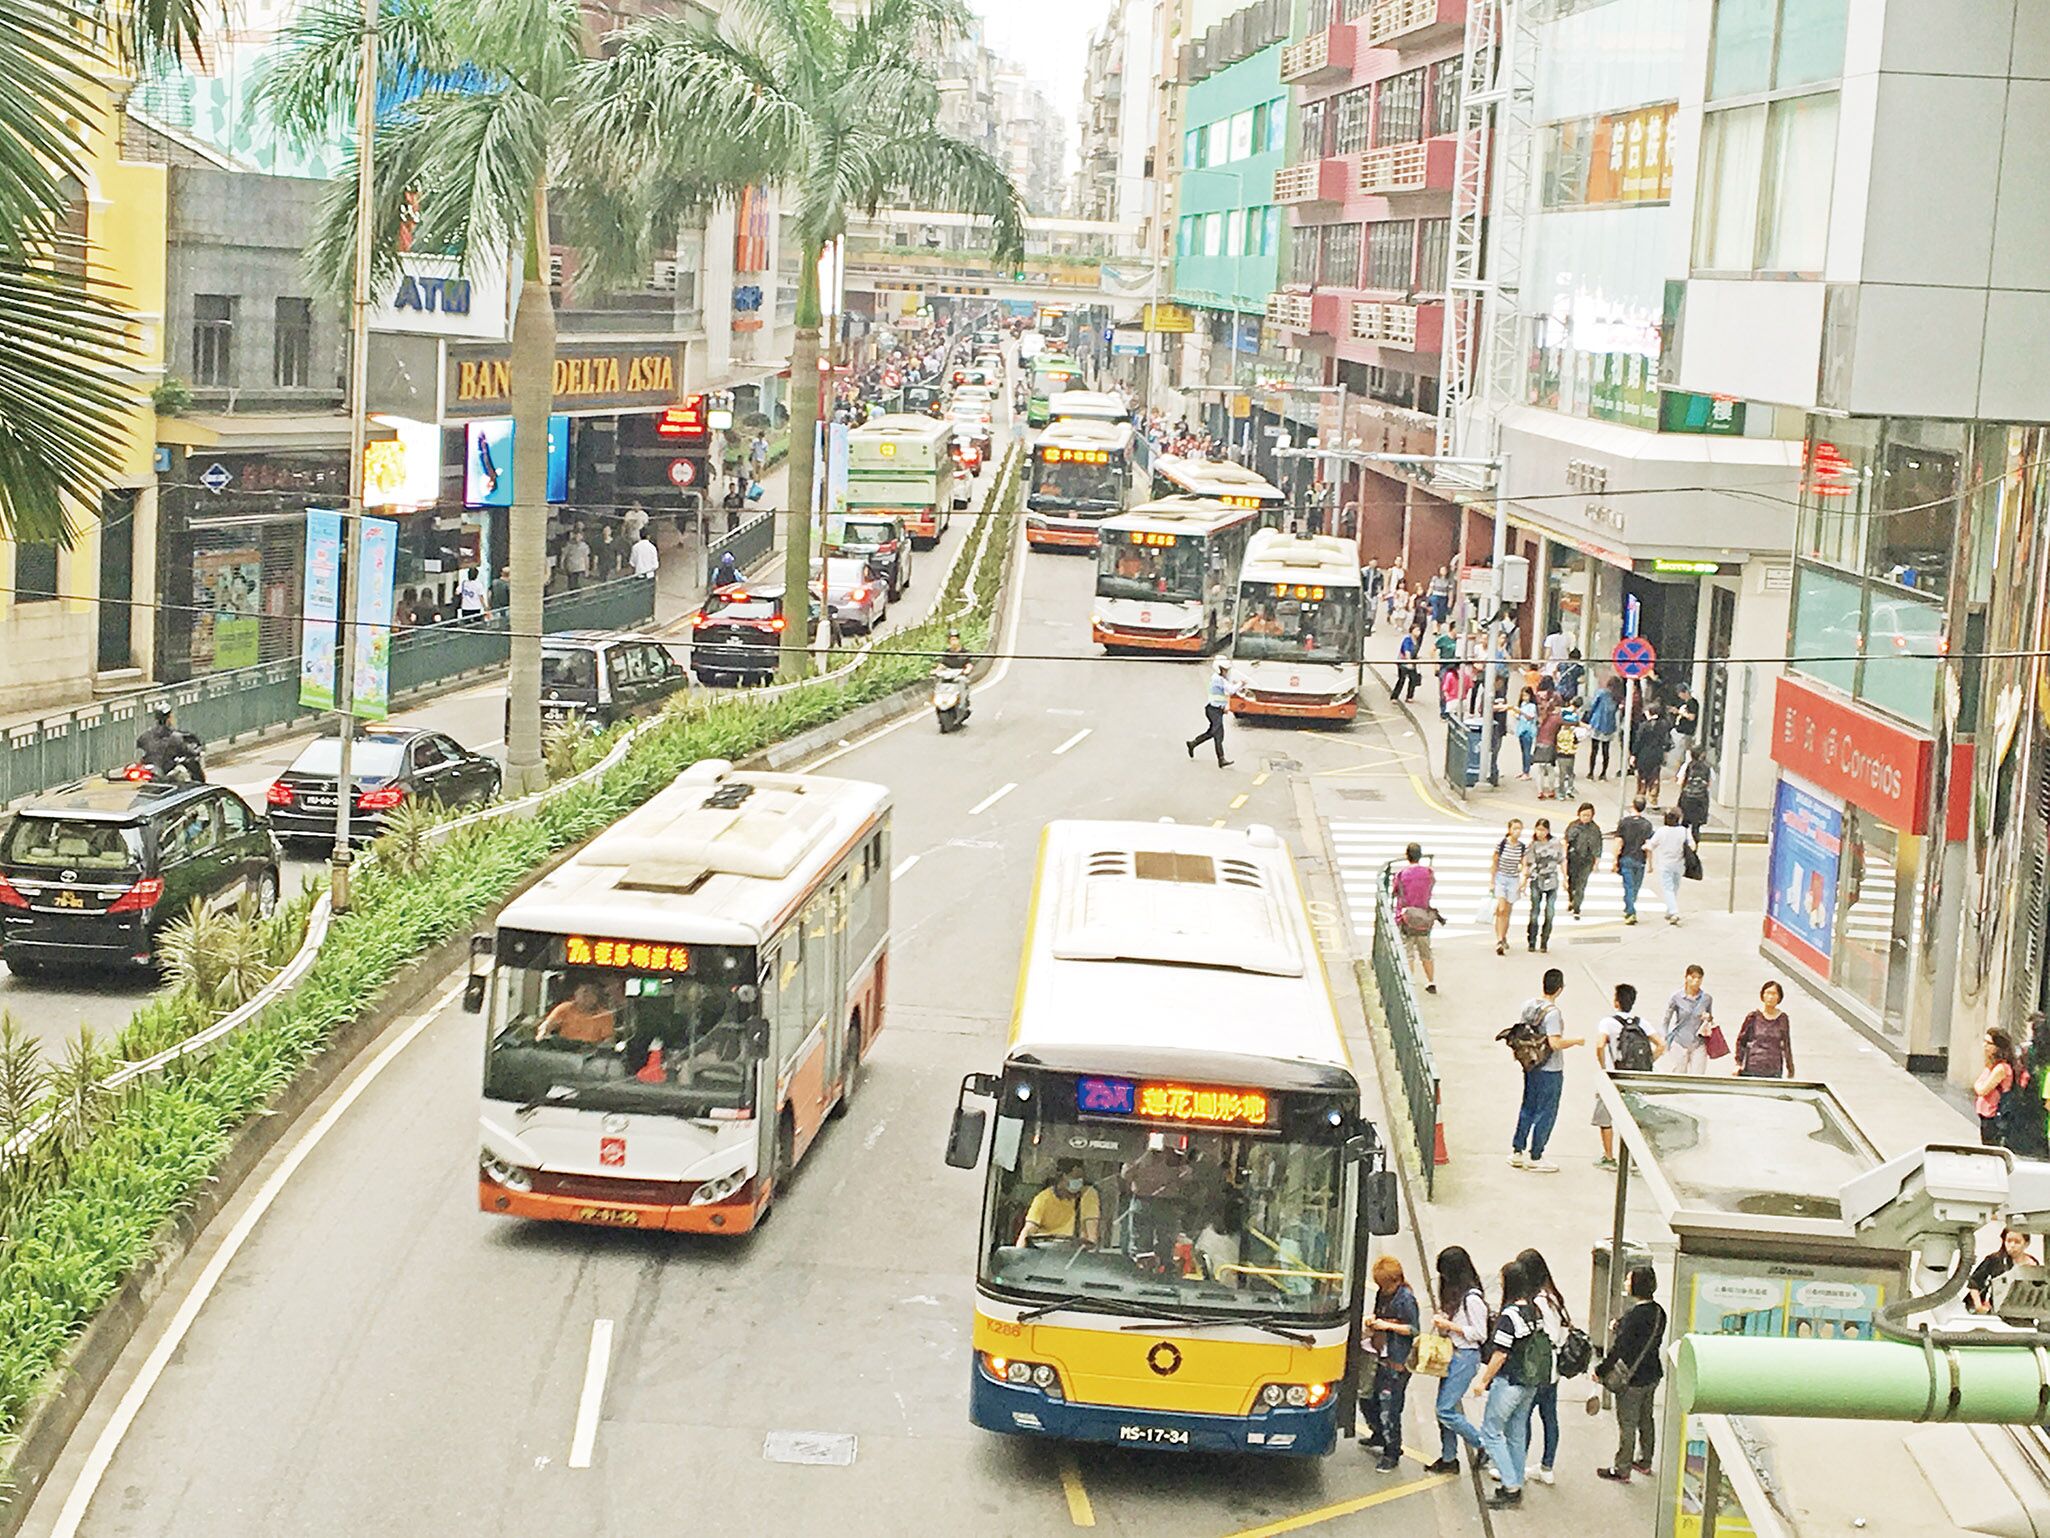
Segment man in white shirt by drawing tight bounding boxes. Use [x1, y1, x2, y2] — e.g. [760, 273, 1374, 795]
[621, 501, 649, 546]
[456, 566, 488, 620]
[629, 533, 660, 579]
[559, 527, 592, 590]
[1543, 626, 1570, 664]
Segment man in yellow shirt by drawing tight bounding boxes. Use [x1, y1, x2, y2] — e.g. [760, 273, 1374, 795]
[1018, 1159, 1101, 1245]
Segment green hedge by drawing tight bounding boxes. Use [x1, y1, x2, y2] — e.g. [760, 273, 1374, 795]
[0, 456, 1017, 1450]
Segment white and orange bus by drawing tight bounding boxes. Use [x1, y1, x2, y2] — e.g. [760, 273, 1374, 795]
[1150, 456, 1286, 519]
[1026, 418, 1136, 550]
[1092, 497, 1262, 654]
[472, 760, 891, 1233]
[1227, 531, 1365, 723]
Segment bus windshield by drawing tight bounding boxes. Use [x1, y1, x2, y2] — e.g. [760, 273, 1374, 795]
[483, 944, 760, 1119]
[979, 1079, 1354, 1320]
[1235, 589, 1361, 663]
[1032, 454, 1125, 511]
[1098, 535, 1207, 602]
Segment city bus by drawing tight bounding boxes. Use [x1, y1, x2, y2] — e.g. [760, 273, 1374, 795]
[1228, 531, 1366, 722]
[1092, 497, 1263, 654]
[473, 760, 891, 1234]
[1027, 353, 1082, 427]
[1048, 389, 1129, 427]
[1026, 418, 1135, 550]
[944, 819, 1395, 1456]
[843, 412, 959, 548]
[1152, 455, 1286, 520]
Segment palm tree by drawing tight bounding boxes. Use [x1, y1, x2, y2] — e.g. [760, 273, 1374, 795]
[0, 0, 209, 545]
[572, 0, 1026, 678]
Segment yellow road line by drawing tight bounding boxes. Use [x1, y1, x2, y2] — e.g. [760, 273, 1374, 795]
[1409, 771, 1475, 822]
[1229, 793, 1249, 810]
[1252, 771, 1270, 787]
[1215, 1471, 1455, 1538]
[1058, 1455, 1096, 1527]
[1211, 817, 1227, 828]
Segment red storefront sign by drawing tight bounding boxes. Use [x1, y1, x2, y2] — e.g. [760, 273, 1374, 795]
[1770, 675, 1934, 834]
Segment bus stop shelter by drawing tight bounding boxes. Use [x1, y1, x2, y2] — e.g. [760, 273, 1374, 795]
[1594, 1072, 1912, 1537]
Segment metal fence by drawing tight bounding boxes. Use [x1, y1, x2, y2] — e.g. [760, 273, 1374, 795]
[707, 512, 776, 586]
[0, 576, 653, 807]
[1368, 860, 1443, 1199]
[1443, 717, 1475, 798]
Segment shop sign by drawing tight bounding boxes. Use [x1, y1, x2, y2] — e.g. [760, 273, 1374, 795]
[363, 415, 441, 509]
[369, 253, 508, 342]
[1769, 674, 1934, 833]
[1651, 559, 1725, 575]
[1659, 389, 1745, 436]
[1539, 101, 1675, 210]
[1765, 777, 1843, 975]
[1142, 303, 1194, 334]
[446, 346, 681, 416]
[1111, 329, 1147, 357]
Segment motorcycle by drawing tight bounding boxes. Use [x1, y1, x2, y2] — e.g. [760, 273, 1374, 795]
[932, 664, 972, 733]
[120, 732, 206, 785]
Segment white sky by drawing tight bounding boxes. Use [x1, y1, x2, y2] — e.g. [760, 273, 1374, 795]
[968, 0, 1102, 120]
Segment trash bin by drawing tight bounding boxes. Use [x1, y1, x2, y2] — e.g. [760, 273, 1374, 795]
[1590, 1237, 1655, 1344]
[1444, 719, 1477, 789]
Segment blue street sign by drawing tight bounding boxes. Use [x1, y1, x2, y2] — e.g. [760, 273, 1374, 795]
[199, 462, 233, 494]
[1612, 635, 1657, 679]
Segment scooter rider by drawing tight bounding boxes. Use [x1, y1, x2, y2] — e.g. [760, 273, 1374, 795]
[135, 708, 205, 782]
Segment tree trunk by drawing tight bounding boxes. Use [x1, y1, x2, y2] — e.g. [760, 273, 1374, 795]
[505, 188, 556, 793]
[779, 245, 825, 681]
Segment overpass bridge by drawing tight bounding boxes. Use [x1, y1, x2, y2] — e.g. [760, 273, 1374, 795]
[843, 212, 1156, 305]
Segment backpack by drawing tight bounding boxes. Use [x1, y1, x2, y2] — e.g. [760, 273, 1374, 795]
[1556, 721, 1578, 755]
[1556, 1322, 1595, 1379]
[1682, 760, 1712, 801]
[1504, 1306, 1556, 1386]
[1612, 1013, 1656, 1073]
[1498, 1002, 1554, 1071]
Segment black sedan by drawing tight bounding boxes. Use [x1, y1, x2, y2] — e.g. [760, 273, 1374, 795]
[266, 727, 500, 845]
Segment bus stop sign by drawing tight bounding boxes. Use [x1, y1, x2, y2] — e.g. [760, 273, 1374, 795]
[1612, 636, 1657, 679]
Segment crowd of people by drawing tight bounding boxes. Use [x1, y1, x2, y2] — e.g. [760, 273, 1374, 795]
[1137, 411, 1223, 461]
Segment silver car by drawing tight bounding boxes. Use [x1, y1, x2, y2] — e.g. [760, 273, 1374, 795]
[814, 555, 890, 636]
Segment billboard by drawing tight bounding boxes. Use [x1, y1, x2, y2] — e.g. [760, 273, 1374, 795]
[350, 517, 398, 721]
[1764, 776, 1843, 976]
[298, 509, 344, 710]
[464, 415, 569, 506]
[1540, 102, 1676, 209]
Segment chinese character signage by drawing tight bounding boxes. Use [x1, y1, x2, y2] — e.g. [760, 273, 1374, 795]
[350, 516, 397, 721]
[1540, 101, 1676, 209]
[1072, 1075, 1277, 1128]
[1765, 777, 1843, 975]
[298, 509, 343, 710]
[564, 935, 692, 971]
[1768, 675, 1934, 832]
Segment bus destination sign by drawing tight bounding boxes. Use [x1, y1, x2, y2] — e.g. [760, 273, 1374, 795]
[1076, 1075, 1276, 1128]
[565, 935, 691, 972]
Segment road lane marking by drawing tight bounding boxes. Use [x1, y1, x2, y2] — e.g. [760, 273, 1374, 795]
[892, 854, 921, 879]
[1252, 771, 1270, 786]
[1408, 771, 1474, 821]
[1211, 818, 1226, 828]
[568, 1319, 615, 1469]
[1228, 793, 1249, 810]
[1215, 1470, 1454, 1537]
[968, 782, 1016, 815]
[1052, 728, 1091, 755]
[1057, 1454, 1096, 1527]
[49, 977, 465, 1538]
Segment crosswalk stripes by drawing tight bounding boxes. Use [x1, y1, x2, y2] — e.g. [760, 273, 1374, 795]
[1327, 818, 1897, 944]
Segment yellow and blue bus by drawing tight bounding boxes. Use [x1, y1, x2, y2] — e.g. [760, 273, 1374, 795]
[944, 819, 1396, 1456]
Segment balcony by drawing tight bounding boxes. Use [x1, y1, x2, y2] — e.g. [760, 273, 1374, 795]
[1357, 137, 1456, 196]
[1347, 298, 1443, 352]
[1279, 22, 1358, 85]
[1266, 292, 1315, 331]
[1273, 157, 1352, 205]
[1361, 0, 1465, 50]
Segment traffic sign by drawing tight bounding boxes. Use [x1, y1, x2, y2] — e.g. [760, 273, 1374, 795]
[199, 462, 232, 494]
[1612, 636, 1657, 679]
[667, 458, 697, 487]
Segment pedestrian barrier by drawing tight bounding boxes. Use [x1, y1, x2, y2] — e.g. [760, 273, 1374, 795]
[1443, 716, 1476, 797]
[706, 511, 776, 587]
[1368, 859, 1444, 1198]
[0, 577, 655, 809]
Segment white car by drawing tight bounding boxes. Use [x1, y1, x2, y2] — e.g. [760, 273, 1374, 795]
[949, 402, 995, 459]
[813, 555, 890, 635]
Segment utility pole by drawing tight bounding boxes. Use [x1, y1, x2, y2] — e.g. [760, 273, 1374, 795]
[331, 0, 379, 913]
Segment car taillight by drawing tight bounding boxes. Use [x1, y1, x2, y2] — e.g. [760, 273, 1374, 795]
[770, 617, 787, 632]
[106, 877, 164, 913]
[692, 613, 710, 628]
[122, 763, 154, 782]
[0, 875, 28, 910]
[852, 586, 868, 602]
[879, 540, 898, 553]
[357, 784, 407, 810]
[266, 780, 295, 806]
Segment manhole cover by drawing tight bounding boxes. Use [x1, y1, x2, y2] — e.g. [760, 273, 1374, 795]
[1336, 788, 1385, 801]
[764, 1431, 857, 1466]
[1265, 757, 1301, 773]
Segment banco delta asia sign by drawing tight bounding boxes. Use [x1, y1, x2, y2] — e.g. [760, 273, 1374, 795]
[445, 347, 681, 418]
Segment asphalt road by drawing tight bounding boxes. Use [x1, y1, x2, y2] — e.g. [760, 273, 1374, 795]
[17, 485, 1490, 1538]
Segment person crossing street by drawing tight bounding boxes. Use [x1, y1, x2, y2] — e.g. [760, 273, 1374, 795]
[1185, 659, 1243, 768]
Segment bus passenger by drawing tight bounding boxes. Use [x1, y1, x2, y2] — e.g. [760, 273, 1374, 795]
[539, 981, 618, 1045]
[1018, 1158, 1101, 1245]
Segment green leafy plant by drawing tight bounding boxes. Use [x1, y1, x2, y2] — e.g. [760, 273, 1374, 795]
[156, 898, 279, 1016]
[150, 376, 193, 417]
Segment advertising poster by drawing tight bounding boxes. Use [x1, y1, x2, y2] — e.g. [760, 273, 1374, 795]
[192, 547, 262, 672]
[463, 415, 569, 506]
[299, 509, 343, 710]
[1765, 778, 1844, 974]
[350, 517, 398, 721]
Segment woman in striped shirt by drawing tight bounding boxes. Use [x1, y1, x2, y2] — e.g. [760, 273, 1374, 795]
[1492, 817, 1528, 956]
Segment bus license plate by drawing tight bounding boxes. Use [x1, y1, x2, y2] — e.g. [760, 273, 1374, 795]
[1118, 1425, 1189, 1446]
[576, 1205, 641, 1227]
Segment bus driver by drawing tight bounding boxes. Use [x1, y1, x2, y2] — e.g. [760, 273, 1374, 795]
[538, 981, 618, 1045]
[1018, 1158, 1102, 1245]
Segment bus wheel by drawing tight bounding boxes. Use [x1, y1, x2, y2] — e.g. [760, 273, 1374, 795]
[831, 1018, 861, 1119]
[772, 1113, 795, 1205]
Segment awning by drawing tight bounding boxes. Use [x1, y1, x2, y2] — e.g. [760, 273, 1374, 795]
[157, 413, 395, 452]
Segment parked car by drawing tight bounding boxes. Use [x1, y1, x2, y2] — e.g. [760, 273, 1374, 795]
[267, 727, 501, 846]
[813, 554, 891, 636]
[690, 584, 808, 685]
[0, 778, 281, 976]
[530, 630, 690, 730]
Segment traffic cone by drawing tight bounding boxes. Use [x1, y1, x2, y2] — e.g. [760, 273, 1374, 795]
[1434, 1120, 1450, 1167]
[636, 1043, 665, 1084]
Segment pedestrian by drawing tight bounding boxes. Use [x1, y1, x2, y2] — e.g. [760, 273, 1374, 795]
[1514, 688, 1538, 779]
[1424, 1246, 1490, 1475]
[1633, 702, 1670, 804]
[1487, 683, 1511, 786]
[2006, 1014, 2050, 1157]
[1613, 797, 1655, 925]
[394, 587, 420, 629]
[1594, 1265, 1665, 1484]
[1556, 647, 1585, 703]
[1563, 802, 1602, 918]
[1428, 566, 1452, 627]
[1586, 680, 1619, 780]
[456, 564, 489, 621]
[1523, 818, 1562, 953]
[1542, 623, 1570, 667]
[1491, 818, 1528, 957]
[1647, 808, 1696, 925]
[1966, 1228, 2038, 1312]
[1391, 843, 1440, 994]
[1438, 661, 1463, 721]
[1184, 658, 1240, 768]
[489, 565, 512, 613]
[1660, 965, 1716, 1073]
[1411, 590, 1431, 636]
[1733, 981, 1796, 1078]
[1593, 984, 1661, 1168]
[1677, 746, 1713, 840]
[1554, 709, 1579, 800]
[1668, 683, 1700, 781]
[622, 499, 650, 548]
[629, 530, 660, 579]
[1514, 1248, 1573, 1486]
[1470, 1255, 1545, 1509]
[1509, 967, 1581, 1171]
[1362, 1255, 1419, 1471]
[1977, 1029, 2020, 1145]
[1394, 628, 1423, 702]
[559, 524, 593, 591]
[1433, 626, 1458, 679]
[1532, 696, 1562, 799]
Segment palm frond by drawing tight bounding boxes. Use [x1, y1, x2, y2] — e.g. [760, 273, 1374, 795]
[866, 129, 1027, 263]
[719, 0, 840, 86]
[251, 0, 461, 146]
[0, 0, 104, 248]
[448, 0, 583, 104]
[844, 0, 970, 68]
[102, 0, 209, 71]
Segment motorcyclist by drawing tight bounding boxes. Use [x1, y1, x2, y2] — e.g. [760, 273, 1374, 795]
[135, 708, 204, 782]
[714, 550, 741, 590]
[935, 627, 975, 674]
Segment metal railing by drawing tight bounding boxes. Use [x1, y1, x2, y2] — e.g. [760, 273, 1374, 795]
[706, 511, 776, 587]
[1368, 860, 1443, 1198]
[0, 576, 654, 808]
[1443, 716, 1476, 799]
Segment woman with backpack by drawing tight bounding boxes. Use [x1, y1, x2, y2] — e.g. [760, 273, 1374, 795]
[1514, 1248, 1580, 1486]
[1976, 1028, 2021, 1146]
[1677, 747, 1713, 840]
[1424, 1247, 1491, 1475]
[1469, 1256, 1548, 1508]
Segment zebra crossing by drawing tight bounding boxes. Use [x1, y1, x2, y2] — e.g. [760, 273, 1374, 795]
[1328, 817, 1897, 945]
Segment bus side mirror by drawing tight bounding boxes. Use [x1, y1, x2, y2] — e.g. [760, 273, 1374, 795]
[945, 1106, 988, 1169]
[470, 934, 494, 957]
[1363, 1169, 1400, 1237]
[463, 974, 488, 1014]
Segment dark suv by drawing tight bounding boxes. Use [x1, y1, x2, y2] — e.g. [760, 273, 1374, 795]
[532, 631, 689, 730]
[688, 585, 809, 685]
[0, 779, 281, 976]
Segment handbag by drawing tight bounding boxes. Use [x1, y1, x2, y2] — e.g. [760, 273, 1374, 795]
[1399, 905, 1435, 937]
[1703, 1022, 1730, 1060]
[1597, 1311, 1660, 1395]
[1411, 1331, 1454, 1377]
[1682, 842, 1704, 881]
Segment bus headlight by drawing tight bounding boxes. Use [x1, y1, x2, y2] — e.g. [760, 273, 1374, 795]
[1260, 1384, 1286, 1407]
[1006, 1361, 1034, 1385]
[480, 1154, 533, 1192]
[1031, 1365, 1058, 1390]
[981, 1353, 1064, 1399]
[1284, 1385, 1309, 1408]
[688, 1172, 746, 1205]
[1259, 1382, 1332, 1410]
